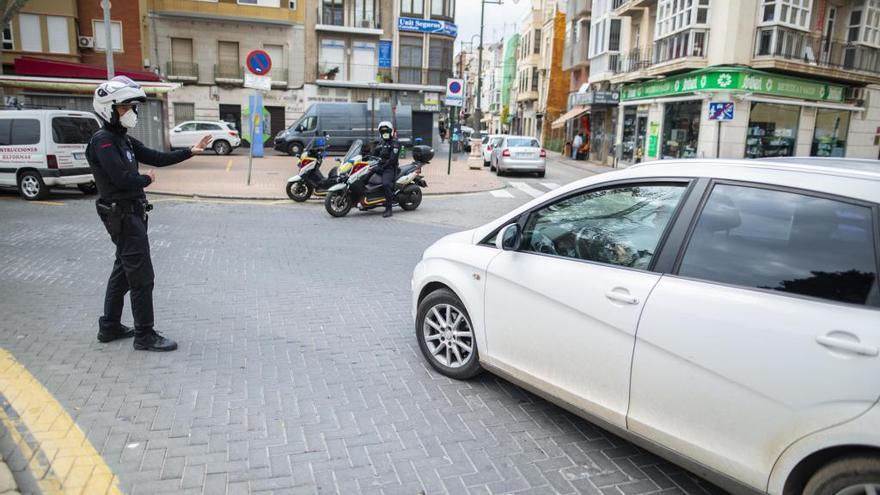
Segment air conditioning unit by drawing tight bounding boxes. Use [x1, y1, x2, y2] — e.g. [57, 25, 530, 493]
[360, 19, 372, 28]
[78, 36, 95, 49]
[846, 86, 866, 104]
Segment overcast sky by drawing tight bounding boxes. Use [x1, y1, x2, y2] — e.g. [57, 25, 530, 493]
[454, 0, 532, 54]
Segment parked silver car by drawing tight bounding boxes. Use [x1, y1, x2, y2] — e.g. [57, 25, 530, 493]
[491, 135, 546, 177]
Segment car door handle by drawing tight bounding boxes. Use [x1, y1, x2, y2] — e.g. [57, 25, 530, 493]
[605, 289, 639, 305]
[816, 335, 879, 357]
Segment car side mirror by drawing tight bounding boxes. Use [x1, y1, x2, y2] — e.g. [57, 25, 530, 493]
[324, 131, 330, 138]
[495, 223, 521, 251]
[295, 125, 303, 132]
[173, 129, 181, 133]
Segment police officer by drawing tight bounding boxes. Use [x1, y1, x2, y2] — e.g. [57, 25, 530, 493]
[373, 121, 400, 218]
[87, 76, 210, 352]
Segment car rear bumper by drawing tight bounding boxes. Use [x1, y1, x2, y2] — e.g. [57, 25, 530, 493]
[499, 158, 546, 171]
[40, 168, 93, 186]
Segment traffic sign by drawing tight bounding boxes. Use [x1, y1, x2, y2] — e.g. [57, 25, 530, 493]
[446, 78, 464, 107]
[708, 101, 734, 121]
[246, 49, 272, 76]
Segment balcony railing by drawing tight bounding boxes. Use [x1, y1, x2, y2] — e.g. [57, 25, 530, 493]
[268, 66, 288, 87]
[754, 25, 880, 75]
[166, 61, 199, 81]
[653, 29, 709, 66]
[315, 62, 451, 87]
[569, 0, 590, 17]
[214, 64, 243, 83]
[613, 48, 654, 75]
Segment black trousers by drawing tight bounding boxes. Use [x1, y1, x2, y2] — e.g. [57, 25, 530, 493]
[380, 167, 395, 209]
[100, 210, 155, 333]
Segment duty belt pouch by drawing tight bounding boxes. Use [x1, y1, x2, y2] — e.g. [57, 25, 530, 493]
[95, 200, 123, 236]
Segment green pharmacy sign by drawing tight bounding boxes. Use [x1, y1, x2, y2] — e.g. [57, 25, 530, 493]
[621, 67, 846, 103]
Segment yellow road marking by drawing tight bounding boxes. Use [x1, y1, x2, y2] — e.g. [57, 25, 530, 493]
[225, 159, 233, 172]
[30, 201, 65, 206]
[0, 348, 123, 495]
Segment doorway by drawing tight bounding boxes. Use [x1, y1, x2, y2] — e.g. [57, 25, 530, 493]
[266, 106, 286, 146]
[219, 104, 242, 145]
[413, 111, 433, 146]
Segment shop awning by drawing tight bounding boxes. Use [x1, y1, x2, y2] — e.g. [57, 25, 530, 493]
[739, 94, 865, 112]
[551, 106, 589, 129]
[14, 56, 163, 82]
[0, 75, 180, 95]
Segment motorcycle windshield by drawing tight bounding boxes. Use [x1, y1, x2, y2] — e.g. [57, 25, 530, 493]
[342, 139, 363, 163]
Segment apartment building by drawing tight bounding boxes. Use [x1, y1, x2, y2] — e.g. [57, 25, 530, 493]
[150, 0, 305, 144]
[535, 0, 571, 151]
[609, 0, 880, 164]
[500, 34, 520, 132]
[513, 8, 544, 137]
[480, 40, 505, 133]
[556, 0, 591, 144]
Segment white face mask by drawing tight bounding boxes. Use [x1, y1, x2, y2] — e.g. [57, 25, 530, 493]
[381, 132, 391, 140]
[119, 109, 138, 129]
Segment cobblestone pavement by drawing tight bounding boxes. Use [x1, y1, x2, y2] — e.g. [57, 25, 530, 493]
[0, 191, 725, 495]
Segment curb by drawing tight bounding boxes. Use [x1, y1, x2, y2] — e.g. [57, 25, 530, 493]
[147, 184, 507, 201]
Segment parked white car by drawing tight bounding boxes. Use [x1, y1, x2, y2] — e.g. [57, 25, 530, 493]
[490, 135, 546, 177]
[481, 134, 504, 167]
[412, 158, 880, 495]
[170, 120, 240, 155]
[0, 110, 100, 200]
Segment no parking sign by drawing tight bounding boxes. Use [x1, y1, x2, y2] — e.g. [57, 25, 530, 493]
[446, 78, 464, 107]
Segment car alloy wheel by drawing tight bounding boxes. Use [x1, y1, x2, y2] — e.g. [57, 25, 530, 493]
[423, 303, 474, 369]
[835, 484, 880, 495]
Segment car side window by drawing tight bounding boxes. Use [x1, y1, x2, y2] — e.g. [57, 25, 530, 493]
[10, 119, 39, 145]
[179, 123, 197, 132]
[678, 184, 879, 306]
[197, 123, 221, 131]
[521, 184, 686, 270]
[0, 119, 11, 145]
[301, 116, 317, 132]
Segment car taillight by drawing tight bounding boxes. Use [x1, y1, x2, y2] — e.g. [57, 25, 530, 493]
[502, 149, 510, 157]
[540, 149, 546, 157]
[47, 154, 58, 169]
[229, 131, 238, 137]
[487, 145, 493, 151]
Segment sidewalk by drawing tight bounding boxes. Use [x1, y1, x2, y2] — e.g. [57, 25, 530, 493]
[146, 143, 504, 200]
[544, 150, 618, 175]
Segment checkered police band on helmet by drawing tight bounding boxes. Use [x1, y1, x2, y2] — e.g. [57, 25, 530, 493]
[93, 76, 147, 124]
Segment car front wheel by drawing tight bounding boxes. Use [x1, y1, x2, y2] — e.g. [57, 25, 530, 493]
[804, 456, 880, 495]
[213, 140, 232, 155]
[416, 288, 481, 380]
[18, 171, 48, 200]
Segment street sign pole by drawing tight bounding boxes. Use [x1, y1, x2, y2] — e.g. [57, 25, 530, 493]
[244, 49, 272, 186]
[445, 78, 464, 175]
[447, 106, 454, 175]
[717, 120, 721, 158]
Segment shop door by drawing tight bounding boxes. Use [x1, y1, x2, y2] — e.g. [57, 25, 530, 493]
[636, 116, 648, 162]
[413, 111, 433, 146]
[266, 106, 285, 145]
[219, 104, 242, 143]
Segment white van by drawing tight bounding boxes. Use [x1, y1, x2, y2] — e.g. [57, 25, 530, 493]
[0, 110, 101, 200]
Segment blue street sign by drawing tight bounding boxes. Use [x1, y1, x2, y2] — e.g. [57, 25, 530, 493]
[708, 101, 734, 121]
[398, 17, 458, 37]
[378, 41, 392, 69]
[249, 93, 264, 158]
[246, 50, 272, 76]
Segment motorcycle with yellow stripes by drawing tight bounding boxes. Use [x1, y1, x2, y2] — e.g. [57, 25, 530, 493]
[324, 145, 433, 218]
[286, 138, 365, 202]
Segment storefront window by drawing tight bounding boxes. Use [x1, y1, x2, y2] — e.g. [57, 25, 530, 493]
[661, 100, 701, 159]
[746, 102, 800, 158]
[621, 107, 648, 163]
[811, 109, 850, 157]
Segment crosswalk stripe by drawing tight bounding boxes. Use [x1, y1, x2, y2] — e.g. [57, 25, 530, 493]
[508, 181, 545, 198]
[490, 189, 515, 198]
[540, 182, 561, 190]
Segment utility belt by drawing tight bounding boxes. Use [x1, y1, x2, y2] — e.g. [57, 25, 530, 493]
[95, 198, 152, 234]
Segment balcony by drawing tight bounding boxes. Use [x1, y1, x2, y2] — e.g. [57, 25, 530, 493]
[150, 0, 300, 25]
[214, 64, 243, 85]
[563, 39, 589, 70]
[611, 0, 655, 15]
[517, 90, 539, 102]
[315, 62, 451, 88]
[166, 61, 199, 82]
[316, 4, 382, 35]
[611, 47, 654, 81]
[268, 66, 289, 88]
[752, 25, 880, 84]
[568, 0, 591, 18]
[646, 29, 709, 75]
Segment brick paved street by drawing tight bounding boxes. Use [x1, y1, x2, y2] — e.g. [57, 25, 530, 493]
[0, 186, 724, 495]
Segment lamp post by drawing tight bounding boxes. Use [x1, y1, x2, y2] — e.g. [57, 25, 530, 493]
[474, 0, 505, 134]
[101, 0, 114, 78]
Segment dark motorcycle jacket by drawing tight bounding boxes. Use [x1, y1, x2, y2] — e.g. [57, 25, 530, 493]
[373, 137, 401, 173]
[87, 122, 192, 202]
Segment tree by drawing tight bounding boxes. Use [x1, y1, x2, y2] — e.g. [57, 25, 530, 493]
[0, 0, 29, 77]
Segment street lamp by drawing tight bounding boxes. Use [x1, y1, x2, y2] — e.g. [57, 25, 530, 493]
[474, 0, 508, 134]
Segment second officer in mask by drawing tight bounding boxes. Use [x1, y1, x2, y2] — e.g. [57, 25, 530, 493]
[373, 121, 400, 218]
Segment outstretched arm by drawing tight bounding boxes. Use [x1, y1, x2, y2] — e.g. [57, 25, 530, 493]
[130, 135, 210, 167]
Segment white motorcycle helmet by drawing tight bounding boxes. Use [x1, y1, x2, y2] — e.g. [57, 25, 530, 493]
[93, 76, 147, 127]
[377, 121, 394, 141]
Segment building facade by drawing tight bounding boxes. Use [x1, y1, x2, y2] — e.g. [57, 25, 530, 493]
[536, 0, 571, 151]
[514, 8, 544, 137]
[611, 0, 880, 164]
[76, 0, 151, 71]
[480, 40, 505, 133]
[150, 0, 305, 145]
[556, 0, 591, 149]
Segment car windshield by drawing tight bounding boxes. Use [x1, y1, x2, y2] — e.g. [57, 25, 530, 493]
[342, 140, 363, 162]
[507, 138, 539, 147]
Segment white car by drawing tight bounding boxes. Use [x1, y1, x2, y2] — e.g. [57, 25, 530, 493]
[481, 134, 504, 167]
[491, 135, 546, 177]
[170, 120, 240, 155]
[0, 110, 100, 200]
[412, 158, 880, 495]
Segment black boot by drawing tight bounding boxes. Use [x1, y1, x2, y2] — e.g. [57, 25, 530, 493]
[97, 317, 135, 343]
[133, 330, 178, 352]
[383, 208, 393, 218]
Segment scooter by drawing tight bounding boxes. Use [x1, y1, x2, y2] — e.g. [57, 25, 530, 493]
[286, 137, 362, 202]
[323, 145, 433, 218]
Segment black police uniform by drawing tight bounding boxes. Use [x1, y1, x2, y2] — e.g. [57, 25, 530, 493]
[373, 137, 400, 214]
[86, 122, 191, 349]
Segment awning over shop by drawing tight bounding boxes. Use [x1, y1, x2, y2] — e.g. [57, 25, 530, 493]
[14, 57, 162, 82]
[0, 75, 180, 95]
[620, 66, 849, 104]
[551, 106, 588, 129]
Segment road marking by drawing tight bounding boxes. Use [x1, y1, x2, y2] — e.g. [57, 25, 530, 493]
[489, 189, 515, 199]
[0, 348, 123, 495]
[31, 201, 65, 206]
[225, 159, 233, 172]
[540, 182, 561, 190]
[508, 181, 544, 198]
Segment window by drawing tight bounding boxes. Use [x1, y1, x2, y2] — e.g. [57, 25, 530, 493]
[19, 14, 41, 52]
[758, 0, 812, 30]
[662, 100, 701, 159]
[7, 119, 40, 145]
[653, 0, 709, 62]
[299, 115, 317, 131]
[174, 103, 195, 124]
[534, 29, 542, 54]
[0, 120, 9, 145]
[217, 41, 241, 78]
[93, 20, 123, 52]
[354, 0, 376, 28]
[811, 109, 850, 157]
[428, 37, 452, 85]
[197, 123, 222, 131]
[850, 1, 880, 47]
[237, 0, 282, 6]
[351, 41, 376, 82]
[322, 0, 343, 25]
[431, 0, 454, 18]
[319, 39, 346, 80]
[264, 44, 284, 76]
[506, 137, 539, 147]
[679, 184, 878, 306]
[531, 67, 539, 91]
[52, 117, 99, 144]
[178, 122, 197, 132]
[746, 102, 800, 159]
[521, 184, 686, 269]
[401, 0, 424, 15]
[2, 21, 12, 50]
[609, 19, 621, 51]
[399, 36, 423, 84]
